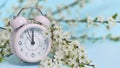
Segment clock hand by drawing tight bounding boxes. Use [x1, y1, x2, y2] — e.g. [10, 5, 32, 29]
[26, 30, 32, 42]
[31, 29, 35, 45]
[27, 30, 32, 39]
[27, 37, 31, 42]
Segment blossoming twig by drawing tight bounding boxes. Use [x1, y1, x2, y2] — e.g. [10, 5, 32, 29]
[53, 13, 119, 24]
[72, 34, 120, 43]
[52, 0, 79, 15]
[54, 19, 120, 23]
[52, 0, 88, 15]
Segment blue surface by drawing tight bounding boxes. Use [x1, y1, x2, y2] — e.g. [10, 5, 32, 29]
[1, 0, 120, 68]
[0, 55, 38, 68]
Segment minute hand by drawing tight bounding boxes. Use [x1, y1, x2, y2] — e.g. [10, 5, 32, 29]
[31, 29, 35, 45]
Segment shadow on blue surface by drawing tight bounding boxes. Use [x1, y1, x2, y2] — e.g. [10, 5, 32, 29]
[6, 55, 39, 66]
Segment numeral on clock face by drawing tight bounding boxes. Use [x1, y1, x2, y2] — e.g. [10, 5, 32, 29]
[18, 41, 22, 45]
[21, 49, 23, 51]
[31, 53, 35, 57]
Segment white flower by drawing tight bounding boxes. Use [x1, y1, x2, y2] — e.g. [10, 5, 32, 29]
[40, 57, 54, 68]
[62, 32, 71, 40]
[42, 30, 51, 39]
[87, 16, 93, 28]
[97, 16, 104, 22]
[54, 50, 64, 60]
[107, 16, 116, 26]
[87, 16, 93, 24]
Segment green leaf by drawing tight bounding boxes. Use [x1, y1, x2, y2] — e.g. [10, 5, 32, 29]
[93, 17, 97, 22]
[112, 13, 118, 19]
[0, 58, 3, 63]
[81, 18, 87, 22]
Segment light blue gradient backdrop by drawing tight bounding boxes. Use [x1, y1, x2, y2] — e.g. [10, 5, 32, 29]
[0, 0, 120, 68]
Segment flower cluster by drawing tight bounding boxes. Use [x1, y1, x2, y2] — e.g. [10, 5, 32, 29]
[40, 21, 94, 68]
[0, 28, 11, 62]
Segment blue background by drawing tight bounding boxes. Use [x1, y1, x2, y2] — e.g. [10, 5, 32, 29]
[1, 0, 120, 68]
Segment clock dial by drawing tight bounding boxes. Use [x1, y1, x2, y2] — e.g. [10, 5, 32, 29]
[16, 27, 49, 60]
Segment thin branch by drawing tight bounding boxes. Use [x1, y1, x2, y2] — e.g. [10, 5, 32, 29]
[52, 0, 79, 15]
[85, 64, 96, 68]
[0, 27, 6, 30]
[53, 19, 120, 23]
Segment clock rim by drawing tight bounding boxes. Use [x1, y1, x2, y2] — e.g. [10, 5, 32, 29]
[13, 23, 51, 63]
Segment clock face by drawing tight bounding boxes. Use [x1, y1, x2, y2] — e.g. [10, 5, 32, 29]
[14, 24, 51, 62]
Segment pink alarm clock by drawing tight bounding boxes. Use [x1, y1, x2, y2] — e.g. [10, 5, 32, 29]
[10, 7, 51, 63]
